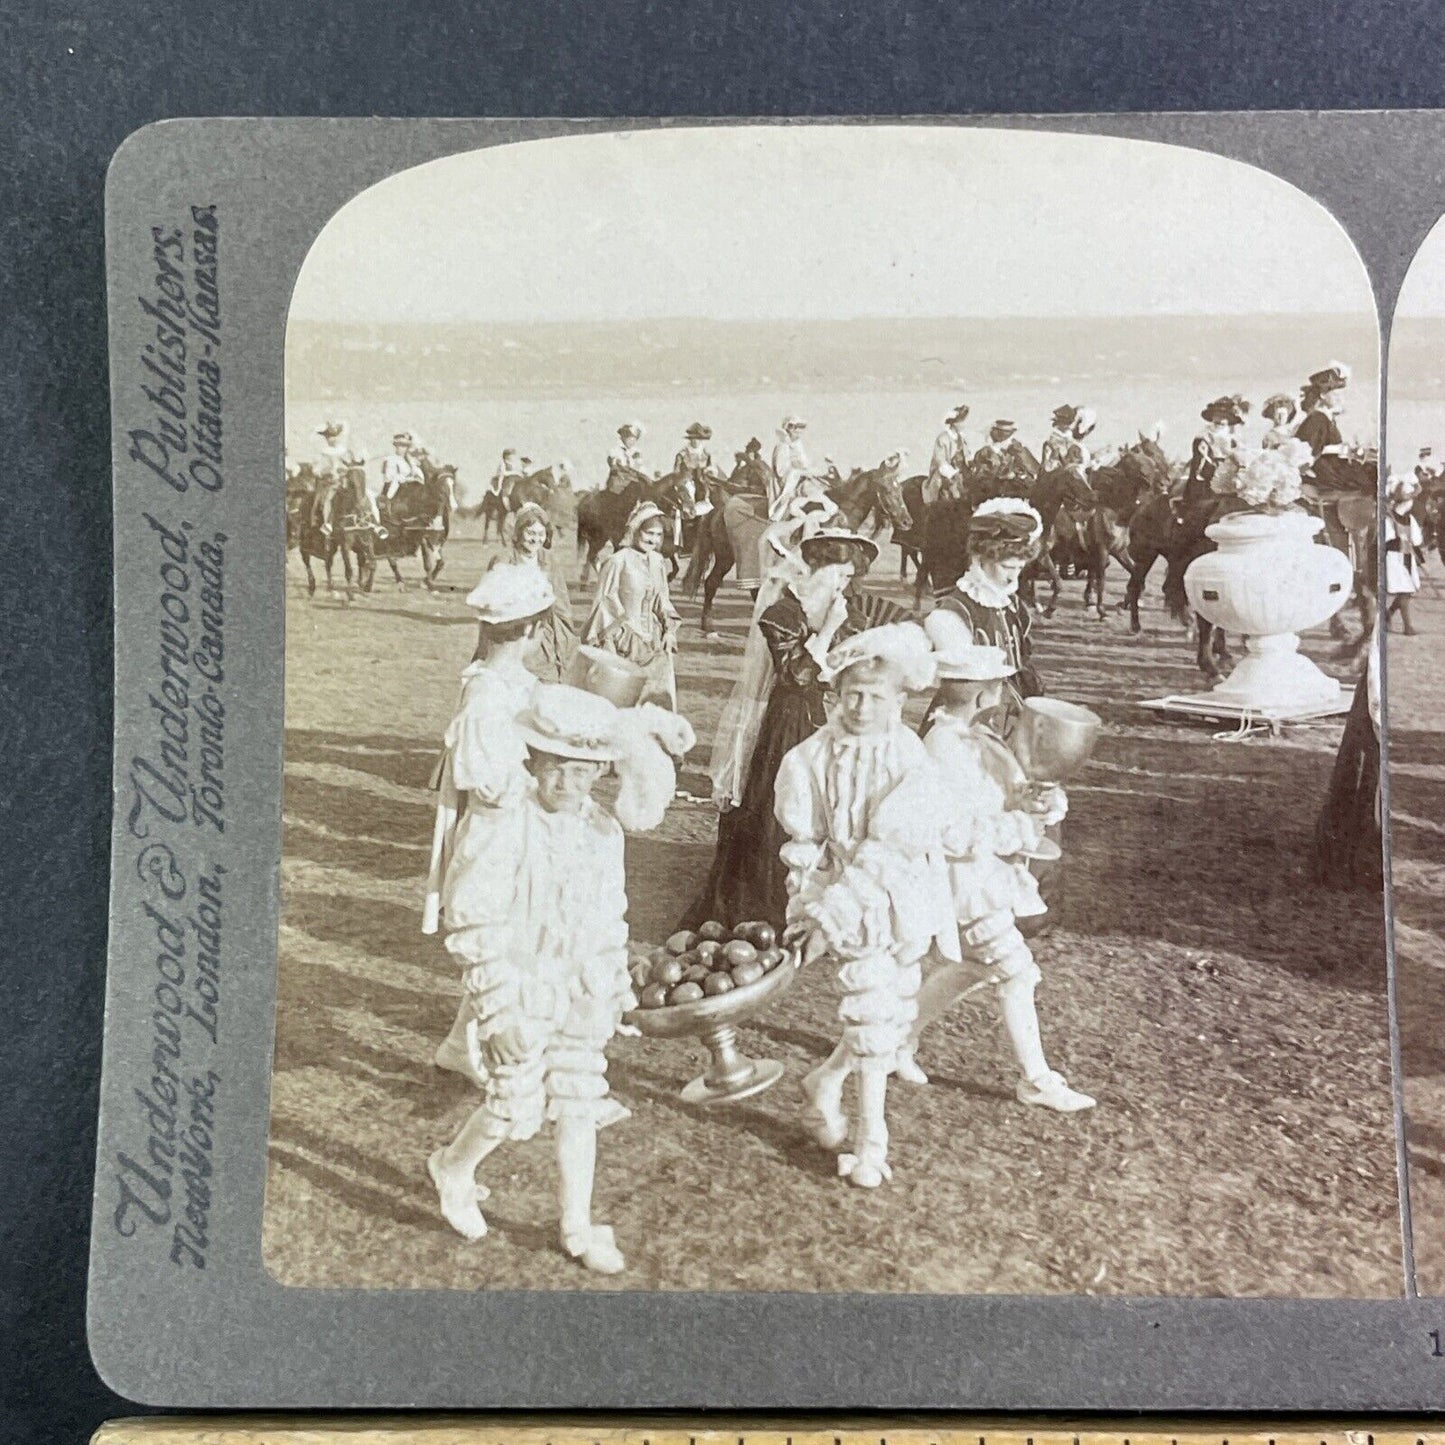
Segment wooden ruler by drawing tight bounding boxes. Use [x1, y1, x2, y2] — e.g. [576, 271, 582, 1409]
[90, 1419, 1445, 1445]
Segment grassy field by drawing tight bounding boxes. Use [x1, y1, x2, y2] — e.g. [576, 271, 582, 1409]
[1389, 579, 1445, 1293]
[263, 521, 1403, 1297]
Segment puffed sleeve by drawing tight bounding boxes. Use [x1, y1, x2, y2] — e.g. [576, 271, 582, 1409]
[568, 814, 636, 1031]
[758, 595, 827, 689]
[582, 550, 628, 646]
[773, 738, 826, 919]
[446, 686, 527, 808]
[925, 726, 1043, 859]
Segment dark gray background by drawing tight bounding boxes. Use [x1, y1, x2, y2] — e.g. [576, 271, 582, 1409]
[11, 3, 1445, 1442]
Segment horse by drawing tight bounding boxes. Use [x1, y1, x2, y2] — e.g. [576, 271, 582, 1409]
[575, 466, 695, 581]
[285, 464, 317, 556]
[681, 447, 774, 637]
[375, 461, 454, 589]
[503, 463, 577, 545]
[1046, 435, 1169, 621]
[289, 463, 380, 601]
[821, 453, 914, 541]
[1303, 452, 1380, 643]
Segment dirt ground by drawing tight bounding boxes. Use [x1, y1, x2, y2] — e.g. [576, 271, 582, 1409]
[1390, 578, 1445, 1293]
[263, 522, 1404, 1297]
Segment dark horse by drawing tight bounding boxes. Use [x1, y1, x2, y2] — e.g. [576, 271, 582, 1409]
[821, 453, 914, 540]
[681, 447, 774, 637]
[1045, 436, 1170, 621]
[292, 463, 380, 601]
[575, 466, 695, 581]
[376, 461, 455, 589]
[506, 463, 577, 543]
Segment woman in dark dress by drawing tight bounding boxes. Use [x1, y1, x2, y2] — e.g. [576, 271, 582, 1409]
[683, 528, 908, 932]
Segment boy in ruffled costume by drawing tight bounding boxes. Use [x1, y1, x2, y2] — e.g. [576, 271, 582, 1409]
[427, 682, 694, 1274]
[425, 564, 559, 1083]
[775, 623, 961, 1188]
[899, 608, 1095, 1114]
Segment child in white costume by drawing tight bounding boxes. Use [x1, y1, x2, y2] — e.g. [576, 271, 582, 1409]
[424, 565, 559, 1083]
[774, 623, 961, 1189]
[428, 683, 693, 1275]
[900, 608, 1095, 1114]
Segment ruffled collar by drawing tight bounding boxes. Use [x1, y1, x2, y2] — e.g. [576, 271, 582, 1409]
[956, 566, 1015, 610]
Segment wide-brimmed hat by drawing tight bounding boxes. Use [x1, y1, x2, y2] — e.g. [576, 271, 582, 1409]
[781, 413, 807, 430]
[990, 419, 1017, 437]
[947, 403, 970, 424]
[1051, 404, 1078, 430]
[685, 422, 712, 441]
[798, 525, 880, 567]
[1308, 362, 1351, 394]
[925, 609, 1017, 682]
[392, 430, 413, 445]
[617, 422, 643, 440]
[464, 561, 555, 623]
[1420, 446, 1434, 459]
[317, 420, 345, 438]
[821, 622, 937, 690]
[1201, 394, 1249, 426]
[517, 684, 625, 763]
[1262, 393, 1297, 422]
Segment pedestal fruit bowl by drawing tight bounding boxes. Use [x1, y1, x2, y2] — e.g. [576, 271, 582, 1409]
[624, 920, 801, 1105]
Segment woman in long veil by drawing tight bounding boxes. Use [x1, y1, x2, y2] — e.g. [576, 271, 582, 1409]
[681, 520, 909, 932]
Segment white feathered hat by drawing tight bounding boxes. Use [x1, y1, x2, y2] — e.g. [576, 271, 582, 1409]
[464, 561, 555, 623]
[821, 622, 937, 690]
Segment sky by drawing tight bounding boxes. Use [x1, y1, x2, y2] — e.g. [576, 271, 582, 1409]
[289, 125, 1377, 325]
[1395, 211, 1445, 317]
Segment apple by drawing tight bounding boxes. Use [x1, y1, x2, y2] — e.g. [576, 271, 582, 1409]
[759, 946, 787, 973]
[731, 959, 765, 988]
[638, 982, 669, 1009]
[702, 972, 735, 996]
[737, 921, 776, 951]
[695, 939, 723, 966]
[682, 964, 711, 985]
[665, 930, 698, 956]
[721, 939, 758, 968]
[697, 920, 729, 943]
[653, 957, 685, 987]
[668, 980, 705, 1004]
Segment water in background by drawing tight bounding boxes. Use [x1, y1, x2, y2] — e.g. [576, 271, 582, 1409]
[286, 315, 1380, 491]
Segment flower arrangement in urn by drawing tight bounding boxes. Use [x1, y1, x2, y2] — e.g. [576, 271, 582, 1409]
[1210, 438, 1313, 512]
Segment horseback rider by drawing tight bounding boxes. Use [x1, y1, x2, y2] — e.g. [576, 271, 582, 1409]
[1294, 363, 1352, 489]
[923, 403, 971, 506]
[381, 430, 424, 503]
[673, 422, 718, 521]
[309, 420, 349, 532]
[490, 447, 525, 503]
[1183, 395, 1248, 513]
[607, 423, 644, 493]
[969, 418, 1039, 502]
[770, 414, 816, 519]
[1261, 393, 1299, 450]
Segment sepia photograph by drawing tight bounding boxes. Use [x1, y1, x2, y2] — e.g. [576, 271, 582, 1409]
[1384, 216, 1445, 1295]
[263, 124, 1397, 1297]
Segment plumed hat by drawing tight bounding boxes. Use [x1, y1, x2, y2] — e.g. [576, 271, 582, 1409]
[1262, 393, 1297, 422]
[517, 684, 625, 762]
[1201, 394, 1250, 426]
[1307, 361, 1351, 393]
[821, 622, 937, 691]
[1051, 404, 1078, 430]
[464, 560, 555, 623]
[685, 422, 712, 440]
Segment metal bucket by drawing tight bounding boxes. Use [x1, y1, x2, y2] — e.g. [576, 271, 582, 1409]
[1011, 697, 1102, 783]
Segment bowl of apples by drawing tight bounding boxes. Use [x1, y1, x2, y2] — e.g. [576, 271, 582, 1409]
[624, 919, 799, 1105]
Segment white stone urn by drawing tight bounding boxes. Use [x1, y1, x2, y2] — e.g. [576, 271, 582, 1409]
[1183, 509, 1353, 710]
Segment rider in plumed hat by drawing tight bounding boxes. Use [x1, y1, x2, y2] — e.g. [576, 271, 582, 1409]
[970, 418, 1040, 502]
[606, 423, 645, 492]
[1261, 393, 1298, 449]
[924, 403, 971, 506]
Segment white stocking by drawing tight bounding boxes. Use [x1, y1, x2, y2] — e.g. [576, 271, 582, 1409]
[557, 1116, 598, 1238]
[998, 972, 1050, 1084]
